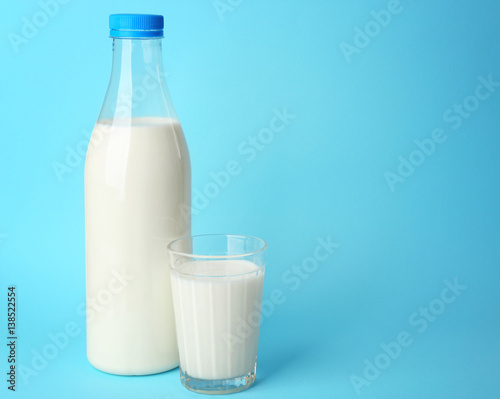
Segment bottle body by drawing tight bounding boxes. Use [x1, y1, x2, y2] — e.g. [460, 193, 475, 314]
[84, 17, 190, 375]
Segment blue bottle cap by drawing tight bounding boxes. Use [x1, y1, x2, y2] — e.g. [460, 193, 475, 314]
[109, 14, 164, 38]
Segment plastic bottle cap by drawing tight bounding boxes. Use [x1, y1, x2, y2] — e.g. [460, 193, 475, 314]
[109, 14, 164, 38]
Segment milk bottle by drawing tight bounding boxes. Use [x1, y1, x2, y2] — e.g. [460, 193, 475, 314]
[84, 14, 190, 375]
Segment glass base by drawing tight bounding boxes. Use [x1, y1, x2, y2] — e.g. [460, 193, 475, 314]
[180, 367, 256, 395]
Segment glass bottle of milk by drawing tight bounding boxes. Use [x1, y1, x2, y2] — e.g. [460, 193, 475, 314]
[84, 14, 190, 375]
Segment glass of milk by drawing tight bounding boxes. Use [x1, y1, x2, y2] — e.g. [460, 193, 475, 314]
[168, 234, 267, 394]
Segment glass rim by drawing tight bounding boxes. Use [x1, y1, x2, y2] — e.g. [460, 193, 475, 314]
[167, 233, 267, 260]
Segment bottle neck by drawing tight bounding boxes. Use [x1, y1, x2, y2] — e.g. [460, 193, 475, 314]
[98, 38, 176, 122]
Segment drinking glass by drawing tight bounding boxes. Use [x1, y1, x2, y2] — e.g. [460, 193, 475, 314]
[168, 234, 267, 394]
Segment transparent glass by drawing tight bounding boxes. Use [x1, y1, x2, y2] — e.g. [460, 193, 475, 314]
[168, 234, 267, 394]
[99, 38, 176, 121]
[84, 36, 190, 375]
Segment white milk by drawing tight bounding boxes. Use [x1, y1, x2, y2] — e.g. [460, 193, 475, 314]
[171, 260, 265, 380]
[85, 117, 190, 375]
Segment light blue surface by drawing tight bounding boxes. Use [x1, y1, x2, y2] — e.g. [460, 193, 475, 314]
[1, 1, 500, 398]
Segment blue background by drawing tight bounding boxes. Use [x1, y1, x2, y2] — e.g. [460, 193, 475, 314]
[1, 1, 500, 398]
